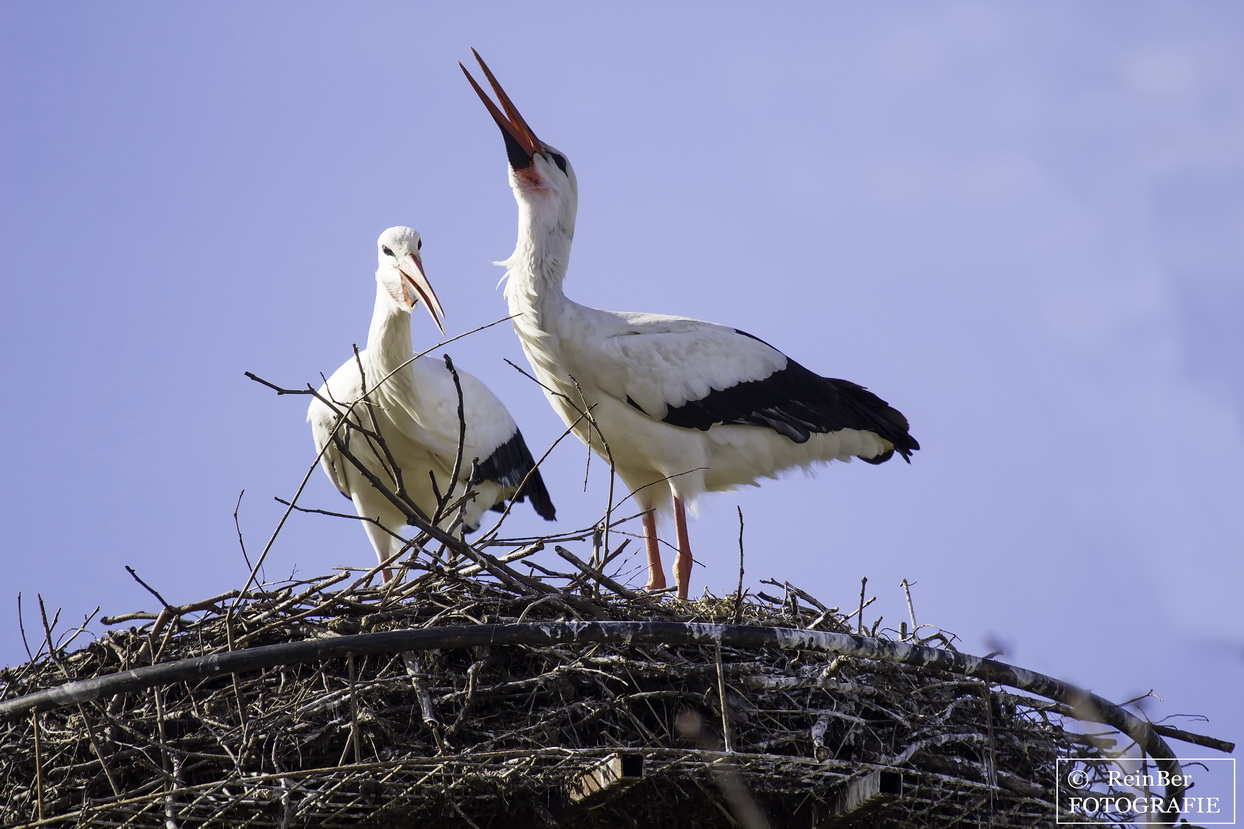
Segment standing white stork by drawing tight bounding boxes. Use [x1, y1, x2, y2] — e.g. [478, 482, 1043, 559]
[462, 52, 918, 599]
[308, 226, 556, 580]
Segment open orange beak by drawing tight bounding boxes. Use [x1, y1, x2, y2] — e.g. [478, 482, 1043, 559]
[461, 49, 543, 170]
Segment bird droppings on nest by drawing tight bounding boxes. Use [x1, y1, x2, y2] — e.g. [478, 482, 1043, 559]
[1, 556, 1228, 829]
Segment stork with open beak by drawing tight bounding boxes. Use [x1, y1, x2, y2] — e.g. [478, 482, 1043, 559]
[308, 226, 556, 580]
[462, 52, 917, 599]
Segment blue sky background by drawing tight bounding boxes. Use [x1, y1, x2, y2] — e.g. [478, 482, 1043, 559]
[3, 1, 1241, 810]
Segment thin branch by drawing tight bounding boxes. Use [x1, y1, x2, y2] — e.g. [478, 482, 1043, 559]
[350, 344, 409, 509]
[229, 428, 332, 613]
[474, 411, 586, 546]
[435, 353, 472, 534]
[243, 371, 308, 395]
[31, 711, 44, 821]
[125, 566, 173, 611]
[734, 507, 745, 624]
[17, 593, 35, 662]
[36, 595, 63, 665]
[901, 578, 918, 642]
[232, 490, 253, 572]
[856, 577, 869, 635]
[554, 545, 649, 603]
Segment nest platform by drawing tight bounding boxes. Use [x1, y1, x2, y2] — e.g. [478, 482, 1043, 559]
[0, 547, 1227, 828]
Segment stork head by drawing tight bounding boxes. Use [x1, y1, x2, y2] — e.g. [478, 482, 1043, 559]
[461, 50, 578, 238]
[375, 226, 446, 335]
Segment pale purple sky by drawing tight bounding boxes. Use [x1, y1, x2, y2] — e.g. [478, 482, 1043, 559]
[3, 1, 1241, 809]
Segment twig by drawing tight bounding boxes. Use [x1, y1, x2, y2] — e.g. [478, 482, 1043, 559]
[233, 490, 253, 572]
[274, 498, 375, 522]
[1151, 723, 1236, 753]
[229, 425, 335, 612]
[715, 644, 733, 753]
[126, 566, 173, 611]
[734, 507, 745, 624]
[80, 699, 123, 797]
[243, 371, 307, 395]
[403, 652, 447, 753]
[436, 354, 471, 532]
[347, 655, 362, 766]
[857, 577, 868, 635]
[901, 578, 918, 642]
[446, 660, 482, 741]
[16, 593, 35, 662]
[102, 589, 244, 626]
[503, 359, 621, 555]
[474, 413, 584, 547]
[760, 579, 828, 615]
[152, 687, 184, 828]
[32, 710, 44, 821]
[981, 680, 998, 796]
[36, 596, 62, 666]
[348, 345, 416, 522]
[554, 545, 648, 602]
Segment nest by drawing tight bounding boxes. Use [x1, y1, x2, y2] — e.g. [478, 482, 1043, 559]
[0, 540, 1224, 828]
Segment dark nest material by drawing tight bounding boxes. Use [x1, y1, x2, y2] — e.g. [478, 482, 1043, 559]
[0, 546, 1232, 829]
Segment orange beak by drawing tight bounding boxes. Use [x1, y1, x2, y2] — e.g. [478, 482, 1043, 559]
[460, 49, 543, 169]
[399, 253, 446, 335]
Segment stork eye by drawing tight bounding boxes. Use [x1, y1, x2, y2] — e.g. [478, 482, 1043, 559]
[417, 238, 422, 251]
[549, 152, 567, 173]
[382, 245, 395, 257]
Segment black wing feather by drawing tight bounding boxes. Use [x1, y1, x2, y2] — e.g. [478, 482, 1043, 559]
[472, 430, 557, 519]
[650, 330, 919, 463]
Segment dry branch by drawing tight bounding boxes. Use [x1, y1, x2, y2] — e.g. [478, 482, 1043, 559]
[2, 564, 1229, 828]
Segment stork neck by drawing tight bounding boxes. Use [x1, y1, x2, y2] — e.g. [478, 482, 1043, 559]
[365, 287, 415, 380]
[504, 203, 575, 320]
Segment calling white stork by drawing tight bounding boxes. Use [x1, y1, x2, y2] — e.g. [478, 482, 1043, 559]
[308, 226, 556, 580]
[461, 52, 918, 600]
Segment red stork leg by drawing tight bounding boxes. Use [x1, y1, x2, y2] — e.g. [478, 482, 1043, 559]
[642, 508, 666, 591]
[672, 496, 693, 600]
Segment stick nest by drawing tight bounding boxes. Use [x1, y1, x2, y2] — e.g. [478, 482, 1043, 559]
[0, 553, 1180, 828]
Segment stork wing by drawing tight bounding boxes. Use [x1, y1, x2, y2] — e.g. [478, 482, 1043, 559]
[388, 359, 556, 517]
[581, 312, 785, 419]
[307, 363, 366, 500]
[383, 360, 521, 464]
[574, 311, 917, 458]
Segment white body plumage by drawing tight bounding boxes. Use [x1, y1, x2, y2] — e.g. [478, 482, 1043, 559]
[308, 227, 554, 579]
[506, 272, 898, 518]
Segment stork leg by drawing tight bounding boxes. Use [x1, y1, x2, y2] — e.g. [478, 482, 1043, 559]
[642, 509, 666, 591]
[672, 496, 693, 600]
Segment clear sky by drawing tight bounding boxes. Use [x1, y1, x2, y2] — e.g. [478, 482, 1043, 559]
[3, 0, 1241, 809]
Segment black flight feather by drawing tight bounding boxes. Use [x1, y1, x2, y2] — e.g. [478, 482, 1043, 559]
[638, 330, 919, 463]
[472, 429, 557, 519]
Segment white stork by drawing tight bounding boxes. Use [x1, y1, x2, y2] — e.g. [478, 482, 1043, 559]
[461, 53, 918, 600]
[308, 226, 556, 580]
